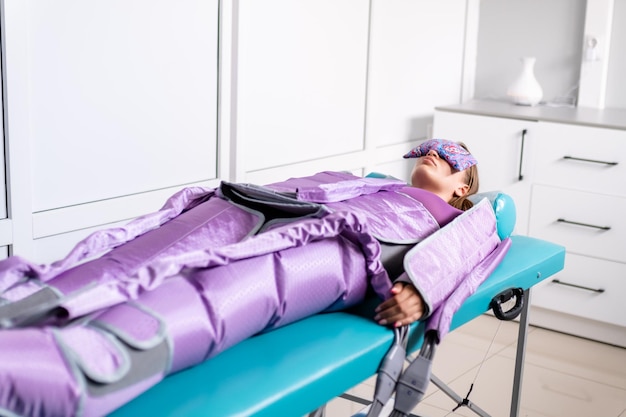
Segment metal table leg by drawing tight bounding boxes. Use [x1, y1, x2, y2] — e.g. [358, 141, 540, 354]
[510, 288, 531, 417]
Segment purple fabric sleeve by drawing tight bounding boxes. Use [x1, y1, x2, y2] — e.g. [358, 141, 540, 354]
[42, 187, 216, 283]
[55, 209, 390, 322]
[401, 199, 501, 324]
[0, 256, 47, 295]
[398, 186, 463, 227]
[58, 325, 130, 384]
[268, 171, 407, 203]
[426, 237, 512, 339]
[0, 328, 82, 417]
[0, 187, 214, 297]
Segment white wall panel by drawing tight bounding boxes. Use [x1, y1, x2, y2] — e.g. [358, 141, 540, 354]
[237, 0, 370, 173]
[606, 0, 626, 109]
[31, 178, 216, 240]
[366, 0, 467, 147]
[27, 0, 219, 212]
[0, 47, 5, 219]
[33, 219, 130, 265]
[474, 0, 585, 105]
[0, 220, 11, 248]
[0, 161, 4, 221]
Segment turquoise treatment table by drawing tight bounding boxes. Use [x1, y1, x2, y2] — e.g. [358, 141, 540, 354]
[110, 235, 565, 417]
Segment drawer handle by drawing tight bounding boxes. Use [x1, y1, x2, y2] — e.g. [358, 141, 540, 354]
[557, 218, 611, 231]
[562, 156, 618, 166]
[552, 279, 605, 293]
[518, 129, 527, 181]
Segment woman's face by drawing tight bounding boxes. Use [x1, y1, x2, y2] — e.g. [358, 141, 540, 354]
[410, 149, 469, 202]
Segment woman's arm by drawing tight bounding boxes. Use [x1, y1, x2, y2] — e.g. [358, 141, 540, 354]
[374, 282, 425, 327]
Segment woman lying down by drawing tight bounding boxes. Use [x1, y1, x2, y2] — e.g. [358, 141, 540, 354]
[0, 139, 511, 417]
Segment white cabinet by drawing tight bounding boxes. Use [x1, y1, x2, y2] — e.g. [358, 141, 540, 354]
[532, 122, 626, 196]
[434, 100, 626, 347]
[0, 57, 6, 243]
[4, 0, 220, 261]
[0, 145, 9, 252]
[531, 254, 626, 329]
[0, 94, 5, 221]
[27, 0, 219, 212]
[0, 145, 7, 219]
[237, 0, 370, 174]
[367, 0, 467, 148]
[237, 0, 470, 186]
[529, 186, 625, 264]
[433, 111, 534, 234]
[528, 123, 626, 347]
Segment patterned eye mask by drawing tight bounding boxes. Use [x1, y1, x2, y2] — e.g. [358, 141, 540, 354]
[403, 139, 477, 171]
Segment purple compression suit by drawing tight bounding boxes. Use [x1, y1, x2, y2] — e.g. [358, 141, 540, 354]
[0, 171, 510, 417]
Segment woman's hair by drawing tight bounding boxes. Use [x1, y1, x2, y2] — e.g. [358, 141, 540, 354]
[448, 142, 479, 211]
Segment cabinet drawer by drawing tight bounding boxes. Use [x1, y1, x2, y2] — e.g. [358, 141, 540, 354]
[33, 220, 129, 265]
[531, 253, 626, 328]
[534, 122, 626, 197]
[529, 185, 626, 263]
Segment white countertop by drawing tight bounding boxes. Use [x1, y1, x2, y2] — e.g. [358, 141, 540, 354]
[435, 100, 626, 131]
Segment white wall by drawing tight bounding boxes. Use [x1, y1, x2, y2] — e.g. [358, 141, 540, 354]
[474, 0, 625, 110]
[474, 0, 586, 105]
[606, 0, 626, 109]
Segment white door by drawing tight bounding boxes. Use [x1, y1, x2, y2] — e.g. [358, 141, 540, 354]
[367, 0, 467, 148]
[237, 0, 370, 176]
[26, 0, 220, 212]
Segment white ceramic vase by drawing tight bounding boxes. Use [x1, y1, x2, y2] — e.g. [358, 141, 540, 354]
[506, 57, 543, 106]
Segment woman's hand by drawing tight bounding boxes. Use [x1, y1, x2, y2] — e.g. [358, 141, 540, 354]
[374, 282, 425, 327]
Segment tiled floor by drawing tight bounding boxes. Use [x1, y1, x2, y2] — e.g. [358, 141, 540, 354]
[323, 314, 626, 417]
